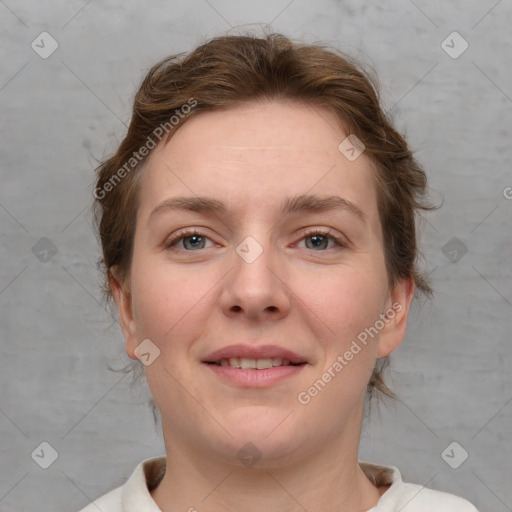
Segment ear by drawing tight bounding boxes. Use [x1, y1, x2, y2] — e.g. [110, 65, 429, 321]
[109, 266, 138, 360]
[377, 277, 415, 358]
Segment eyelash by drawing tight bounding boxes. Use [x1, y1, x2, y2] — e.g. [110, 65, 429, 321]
[164, 228, 348, 251]
[164, 229, 206, 250]
[301, 228, 348, 249]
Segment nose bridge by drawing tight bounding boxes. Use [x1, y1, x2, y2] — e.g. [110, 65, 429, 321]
[233, 233, 277, 294]
[220, 231, 290, 319]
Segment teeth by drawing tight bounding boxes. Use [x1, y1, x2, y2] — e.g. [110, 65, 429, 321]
[256, 358, 273, 369]
[240, 358, 256, 369]
[216, 357, 295, 369]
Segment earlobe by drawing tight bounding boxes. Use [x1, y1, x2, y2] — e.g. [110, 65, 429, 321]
[109, 266, 138, 360]
[377, 277, 415, 358]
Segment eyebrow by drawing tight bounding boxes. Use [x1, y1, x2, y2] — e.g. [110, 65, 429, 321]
[149, 194, 366, 223]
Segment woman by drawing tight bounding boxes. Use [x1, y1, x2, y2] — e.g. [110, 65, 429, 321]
[82, 33, 478, 511]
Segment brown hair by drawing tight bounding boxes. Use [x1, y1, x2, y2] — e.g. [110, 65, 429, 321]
[93, 32, 437, 403]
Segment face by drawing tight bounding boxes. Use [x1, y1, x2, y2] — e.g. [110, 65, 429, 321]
[112, 99, 414, 466]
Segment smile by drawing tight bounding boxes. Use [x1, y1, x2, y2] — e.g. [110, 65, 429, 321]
[206, 357, 305, 369]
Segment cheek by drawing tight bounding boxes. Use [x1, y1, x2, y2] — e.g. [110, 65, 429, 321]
[293, 270, 382, 412]
[130, 262, 215, 351]
[130, 267, 210, 408]
[293, 266, 384, 342]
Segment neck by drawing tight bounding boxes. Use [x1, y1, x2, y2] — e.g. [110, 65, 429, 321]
[151, 409, 382, 512]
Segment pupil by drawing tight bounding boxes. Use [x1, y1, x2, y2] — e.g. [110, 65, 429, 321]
[309, 235, 327, 249]
[186, 235, 204, 249]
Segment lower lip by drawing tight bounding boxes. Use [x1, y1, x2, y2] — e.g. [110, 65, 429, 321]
[204, 363, 306, 387]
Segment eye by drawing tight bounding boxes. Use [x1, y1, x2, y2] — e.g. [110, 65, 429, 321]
[298, 229, 348, 251]
[164, 228, 348, 253]
[164, 229, 214, 251]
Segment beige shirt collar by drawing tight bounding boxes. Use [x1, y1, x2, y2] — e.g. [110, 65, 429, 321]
[120, 456, 403, 512]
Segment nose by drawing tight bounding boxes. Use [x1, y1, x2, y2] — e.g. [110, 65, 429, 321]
[219, 235, 291, 322]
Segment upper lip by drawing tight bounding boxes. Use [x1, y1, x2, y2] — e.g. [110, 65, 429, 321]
[203, 344, 307, 364]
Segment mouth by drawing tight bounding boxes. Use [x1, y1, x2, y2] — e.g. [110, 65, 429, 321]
[205, 357, 306, 369]
[202, 344, 308, 367]
[202, 344, 308, 386]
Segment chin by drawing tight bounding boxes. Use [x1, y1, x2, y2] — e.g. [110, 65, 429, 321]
[206, 407, 309, 467]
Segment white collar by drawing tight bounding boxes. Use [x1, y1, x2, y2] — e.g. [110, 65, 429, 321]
[120, 456, 405, 512]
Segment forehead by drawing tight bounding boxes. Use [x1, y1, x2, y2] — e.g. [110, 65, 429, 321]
[137, 99, 380, 232]
[151, 100, 345, 168]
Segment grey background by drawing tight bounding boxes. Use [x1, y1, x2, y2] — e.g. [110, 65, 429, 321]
[1, 1, 511, 511]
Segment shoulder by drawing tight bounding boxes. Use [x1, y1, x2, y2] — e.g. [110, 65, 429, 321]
[395, 482, 479, 511]
[359, 460, 479, 512]
[75, 456, 166, 512]
[76, 486, 123, 512]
